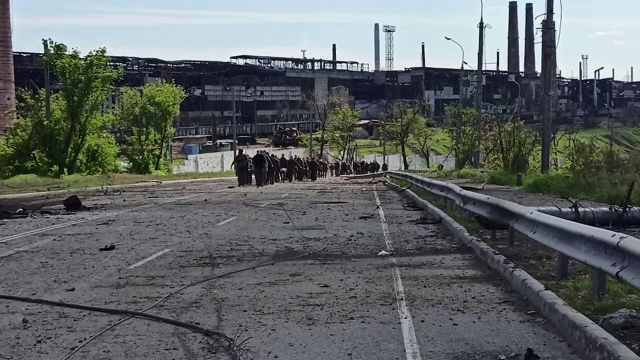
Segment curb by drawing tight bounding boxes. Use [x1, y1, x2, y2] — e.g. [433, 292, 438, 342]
[385, 181, 639, 360]
[0, 177, 236, 201]
[342, 173, 385, 180]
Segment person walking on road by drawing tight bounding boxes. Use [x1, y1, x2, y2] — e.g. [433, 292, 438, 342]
[309, 158, 319, 181]
[287, 156, 297, 183]
[231, 149, 248, 186]
[252, 151, 267, 187]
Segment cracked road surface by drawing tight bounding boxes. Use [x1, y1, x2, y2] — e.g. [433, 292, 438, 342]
[0, 178, 581, 359]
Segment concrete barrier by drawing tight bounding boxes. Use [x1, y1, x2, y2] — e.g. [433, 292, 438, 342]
[173, 147, 309, 174]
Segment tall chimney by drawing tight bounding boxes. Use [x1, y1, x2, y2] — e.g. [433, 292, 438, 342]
[524, 3, 536, 76]
[374, 24, 381, 71]
[421, 42, 426, 68]
[332, 44, 337, 69]
[508, 1, 520, 74]
[632, 67, 635, 82]
[497, 50, 500, 71]
[0, 0, 16, 132]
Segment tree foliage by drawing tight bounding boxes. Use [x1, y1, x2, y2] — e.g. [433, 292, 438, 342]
[484, 116, 538, 173]
[118, 82, 186, 174]
[444, 104, 478, 170]
[382, 102, 425, 170]
[410, 117, 437, 168]
[42, 39, 123, 176]
[1, 40, 123, 178]
[305, 86, 349, 158]
[327, 105, 359, 160]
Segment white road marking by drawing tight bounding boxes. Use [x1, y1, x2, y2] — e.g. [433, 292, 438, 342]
[259, 201, 271, 208]
[281, 193, 289, 198]
[0, 239, 54, 259]
[374, 187, 423, 360]
[128, 249, 172, 269]
[216, 216, 237, 226]
[0, 193, 205, 245]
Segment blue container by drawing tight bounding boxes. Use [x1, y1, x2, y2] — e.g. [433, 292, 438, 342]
[184, 144, 200, 155]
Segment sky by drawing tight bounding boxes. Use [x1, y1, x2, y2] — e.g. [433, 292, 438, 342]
[9, 0, 640, 80]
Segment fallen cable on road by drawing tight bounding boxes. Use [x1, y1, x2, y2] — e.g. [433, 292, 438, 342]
[0, 294, 246, 359]
[55, 203, 328, 359]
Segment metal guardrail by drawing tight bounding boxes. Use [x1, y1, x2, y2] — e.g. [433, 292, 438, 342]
[386, 171, 640, 297]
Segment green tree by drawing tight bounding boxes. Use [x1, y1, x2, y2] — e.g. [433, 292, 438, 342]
[411, 117, 436, 168]
[444, 104, 478, 169]
[305, 86, 349, 158]
[42, 39, 123, 176]
[327, 105, 359, 160]
[382, 103, 425, 171]
[118, 82, 186, 174]
[484, 116, 538, 173]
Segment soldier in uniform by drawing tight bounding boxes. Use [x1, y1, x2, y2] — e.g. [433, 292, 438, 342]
[252, 151, 267, 187]
[231, 149, 248, 186]
[287, 156, 297, 183]
[309, 158, 319, 181]
[265, 152, 275, 185]
[279, 154, 287, 177]
[246, 155, 253, 185]
[271, 154, 281, 183]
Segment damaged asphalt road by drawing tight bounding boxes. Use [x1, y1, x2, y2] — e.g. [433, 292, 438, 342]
[0, 178, 581, 359]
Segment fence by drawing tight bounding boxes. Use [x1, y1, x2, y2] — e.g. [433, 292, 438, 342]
[386, 171, 640, 298]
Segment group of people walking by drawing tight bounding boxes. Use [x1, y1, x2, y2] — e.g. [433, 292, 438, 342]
[231, 149, 330, 187]
[232, 149, 389, 188]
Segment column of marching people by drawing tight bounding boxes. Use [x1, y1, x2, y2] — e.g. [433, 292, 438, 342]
[232, 149, 387, 188]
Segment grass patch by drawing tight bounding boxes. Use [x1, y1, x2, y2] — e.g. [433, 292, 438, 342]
[0, 171, 235, 195]
[550, 270, 640, 317]
[522, 172, 634, 205]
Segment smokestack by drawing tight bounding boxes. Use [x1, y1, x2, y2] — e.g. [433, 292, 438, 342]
[524, 3, 536, 76]
[508, 1, 520, 74]
[612, 68, 615, 80]
[374, 24, 381, 71]
[633, 67, 635, 82]
[0, 0, 16, 132]
[497, 50, 500, 71]
[332, 44, 337, 69]
[579, 62, 583, 109]
[421, 42, 426, 68]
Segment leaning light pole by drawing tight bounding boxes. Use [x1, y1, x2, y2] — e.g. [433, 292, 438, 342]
[474, 0, 485, 168]
[445, 36, 466, 105]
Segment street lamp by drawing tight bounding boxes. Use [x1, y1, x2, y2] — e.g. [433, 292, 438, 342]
[594, 67, 604, 109]
[474, 0, 485, 168]
[508, 74, 521, 113]
[445, 36, 466, 103]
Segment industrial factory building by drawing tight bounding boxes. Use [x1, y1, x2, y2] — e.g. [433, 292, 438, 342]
[4, 1, 640, 136]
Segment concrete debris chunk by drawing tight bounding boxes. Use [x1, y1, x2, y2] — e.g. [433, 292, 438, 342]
[600, 308, 640, 332]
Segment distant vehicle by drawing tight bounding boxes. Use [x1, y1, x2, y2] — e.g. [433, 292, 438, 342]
[237, 136, 257, 146]
[272, 127, 300, 148]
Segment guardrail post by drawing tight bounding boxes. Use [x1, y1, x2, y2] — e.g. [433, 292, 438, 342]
[508, 226, 516, 248]
[592, 269, 608, 298]
[556, 253, 570, 280]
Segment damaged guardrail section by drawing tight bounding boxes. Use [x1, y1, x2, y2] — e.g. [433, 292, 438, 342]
[386, 171, 640, 298]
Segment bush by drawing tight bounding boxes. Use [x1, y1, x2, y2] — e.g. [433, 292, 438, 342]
[77, 134, 121, 175]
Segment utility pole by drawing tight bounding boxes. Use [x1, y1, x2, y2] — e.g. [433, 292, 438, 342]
[43, 42, 51, 122]
[541, 0, 557, 173]
[474, 4, 485, 168]
[232, 86, 237, 159]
